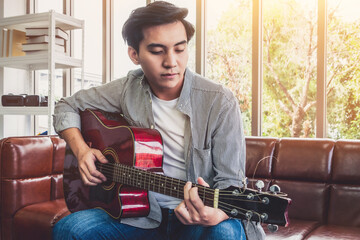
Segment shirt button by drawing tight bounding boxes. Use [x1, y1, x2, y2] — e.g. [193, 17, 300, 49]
[150, 99, 152, 103]
[150, 125, 154, 129]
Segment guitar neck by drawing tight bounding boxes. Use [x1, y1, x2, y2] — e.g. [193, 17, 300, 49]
[96, 162, 217, 208]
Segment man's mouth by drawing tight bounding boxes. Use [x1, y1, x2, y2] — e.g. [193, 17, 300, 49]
[161, 73, 178, 77]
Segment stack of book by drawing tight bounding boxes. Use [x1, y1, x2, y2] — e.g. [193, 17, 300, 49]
[22, 27, 68, 55]
[0, 28, 27, 57]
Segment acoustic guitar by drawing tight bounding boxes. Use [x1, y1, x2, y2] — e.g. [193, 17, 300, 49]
[63, 109, 291, 226]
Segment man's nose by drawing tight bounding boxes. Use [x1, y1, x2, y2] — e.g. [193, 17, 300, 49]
[163, 52, 177, 68]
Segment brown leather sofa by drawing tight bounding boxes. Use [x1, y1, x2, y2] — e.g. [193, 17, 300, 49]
[0, 136, 69, 240]
[246, 137, 360, 239]
[1, 135, 360, 239]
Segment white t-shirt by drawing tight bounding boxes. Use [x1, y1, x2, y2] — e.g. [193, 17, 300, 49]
[151, 93, 186, 209]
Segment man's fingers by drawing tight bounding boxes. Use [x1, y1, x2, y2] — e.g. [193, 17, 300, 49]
[93, 149, 108, 163]
[79, 166, 99, 186]
[188, 186, 206, 211]
[78, 148, 107, 185]
[197, 177, 210, 187]
[183, 182, 203, 223]
[175, 201, 192, 225]
[92, 149, 108, 182]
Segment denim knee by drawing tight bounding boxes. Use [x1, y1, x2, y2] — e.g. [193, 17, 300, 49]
[53, 209, 112, 240]
[205, 219, 246, 240]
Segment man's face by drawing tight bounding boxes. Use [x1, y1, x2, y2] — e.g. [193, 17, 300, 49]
[128, 21, 189, 100]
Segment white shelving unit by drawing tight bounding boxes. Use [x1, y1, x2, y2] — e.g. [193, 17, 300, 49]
[0, 11, 84, 136]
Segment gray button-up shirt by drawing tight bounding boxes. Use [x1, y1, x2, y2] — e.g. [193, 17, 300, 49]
[53, 68, 265, 239]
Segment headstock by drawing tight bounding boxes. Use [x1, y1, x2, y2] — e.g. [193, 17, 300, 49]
[218, 184, 291, 227]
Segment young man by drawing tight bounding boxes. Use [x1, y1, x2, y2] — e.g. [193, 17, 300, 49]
[53, 1, 264, 239]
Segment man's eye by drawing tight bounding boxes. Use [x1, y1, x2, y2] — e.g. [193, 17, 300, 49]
[176, 49, 185, 53]
[150, 51, 163, 55]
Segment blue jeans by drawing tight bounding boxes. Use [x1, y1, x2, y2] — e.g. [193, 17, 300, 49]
[53, 208, 246, 240]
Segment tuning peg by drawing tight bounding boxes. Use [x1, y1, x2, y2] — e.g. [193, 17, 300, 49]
[255, 180, 265, 192]
[267, 224, 279, 233]
[269, 184, 281, 194]
[242, 177, 248, 188]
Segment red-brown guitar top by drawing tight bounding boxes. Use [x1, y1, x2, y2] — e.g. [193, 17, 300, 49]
[63, 109, 164, 219]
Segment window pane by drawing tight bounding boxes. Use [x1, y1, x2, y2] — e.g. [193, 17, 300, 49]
[262, 0, 317, 137]
[113, 0, 145, 80]
[74, 0, 102, 91]
[205, 0, 252, 135]
[327, 0, 360, 139]
[37, 0, 63, 13]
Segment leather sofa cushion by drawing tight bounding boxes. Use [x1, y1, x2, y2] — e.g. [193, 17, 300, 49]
[332, 140, 360, 184]
[305, 225, 360, 239]
[273, 138, 334, 181]
[246, 137, 277, 179]
[328, 185, 360, 227]
[1, 137, 53, 178]
[274, 180, 329, 222]
[13, 199, 70, 240]
[264, 219, 320, 240]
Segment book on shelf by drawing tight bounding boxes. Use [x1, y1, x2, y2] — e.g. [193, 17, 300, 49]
[8, 29, 27, 57]
[24, 48, 66, 56]
[25, 27, 69, 41]
[26, 35, 65, 46]
[22, 42, 65, 52]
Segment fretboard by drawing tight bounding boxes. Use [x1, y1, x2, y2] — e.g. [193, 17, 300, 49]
[96, 162, 216, 208]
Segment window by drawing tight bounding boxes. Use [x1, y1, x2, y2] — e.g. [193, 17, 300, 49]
[205, 0, 252, 135]
[36, 0, 63, 13]
[262, 0, 318, 137]
[113, 0, 145, 80]
[74, 0, 102, 91]
[327, 0, 360, 139]
[23, 0, 360, 139]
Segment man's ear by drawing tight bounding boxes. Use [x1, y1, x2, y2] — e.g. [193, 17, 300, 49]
[128, 46, 140, 65]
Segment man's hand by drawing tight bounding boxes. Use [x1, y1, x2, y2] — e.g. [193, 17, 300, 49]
[60, 127, 107, 186]
[174, 177, 229, 226]
[76, 147, 108, 186]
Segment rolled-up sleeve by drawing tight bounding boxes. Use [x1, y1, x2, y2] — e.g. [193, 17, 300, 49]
[53, 79, 125, 134]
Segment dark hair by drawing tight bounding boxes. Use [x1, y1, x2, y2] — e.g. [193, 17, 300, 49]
[122, 1, 195, 53]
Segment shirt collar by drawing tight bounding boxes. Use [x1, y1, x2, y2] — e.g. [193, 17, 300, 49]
[134, 67, 194, 117]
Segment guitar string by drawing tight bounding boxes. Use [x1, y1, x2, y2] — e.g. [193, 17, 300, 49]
[96, 162, 274, 202]
[95, 163, 270, 210]
[97, 162, 278, 198]
[95, 164, 275, 223]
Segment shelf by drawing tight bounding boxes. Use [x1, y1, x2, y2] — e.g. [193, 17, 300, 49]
[0, 10, 84, 137]
[0, 106, 48, 115]
[0, 54, 82, 70]
[0, 11, 83, 32]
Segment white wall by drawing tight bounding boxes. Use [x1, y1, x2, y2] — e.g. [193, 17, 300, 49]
[1, 0, 32, 137]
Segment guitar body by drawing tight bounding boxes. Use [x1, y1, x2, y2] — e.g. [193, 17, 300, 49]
[63, 109, 164, 219]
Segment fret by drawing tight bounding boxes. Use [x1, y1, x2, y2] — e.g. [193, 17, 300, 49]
[202, 186, 206, 203]
[116, 164, 120, 182]
[158, 175, 161, 193]
[136, 171, 140, 188]
[177, 179, 180, 199]
[162, 177, 166, 194]
[150, 172, 154, 191]
[169, 178, 173, 196]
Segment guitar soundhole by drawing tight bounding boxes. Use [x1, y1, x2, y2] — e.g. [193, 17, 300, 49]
[101, 151, 116, 189]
